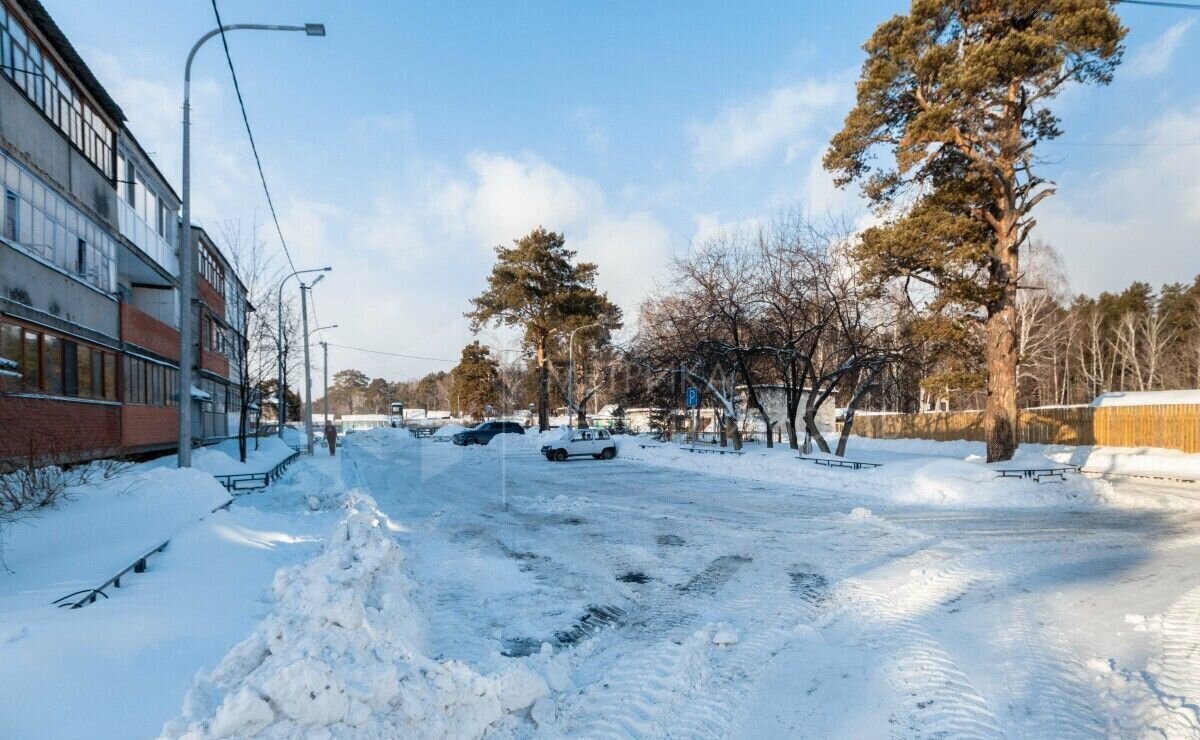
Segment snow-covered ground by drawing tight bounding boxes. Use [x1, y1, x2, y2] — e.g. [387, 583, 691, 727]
[5, 430, 1200, 738]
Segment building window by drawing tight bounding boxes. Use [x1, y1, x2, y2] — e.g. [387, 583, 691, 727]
[43, 334, 62, 394]
[2, 150, 117, 293]
[77, 344, 92, 396]
[121, 354, 178, 406]
[3, 190, 16, 241]
[76, 237, 86, 275]
[199, 244, 226, 294]
[20, 328, 39, 391]
[0, 321, 121, 400]
[0, 5, 115, 179]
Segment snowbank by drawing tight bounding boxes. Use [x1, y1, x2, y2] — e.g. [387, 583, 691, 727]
[160, 493, 552, 739]
[1044, 446, 1200, 482]
[345, 426, 414, 447]
[186, 437, 297, 478]
[1090, 390, 1200, 408]
[433, 424, 467, 438]
[614, 437, 1102, 509]
[0, 466, 230, 611]
[485, 428, 565, 451]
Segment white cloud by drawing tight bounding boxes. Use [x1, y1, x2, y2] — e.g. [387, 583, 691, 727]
[1034, 104, 1200, 294]
[1127, 18, 1195, 77]
[572, 107, 609, 155]
[686, 78, 845, 171]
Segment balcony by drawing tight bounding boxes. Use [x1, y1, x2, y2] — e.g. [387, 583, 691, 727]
[120, 302, 179, 362]
[117, 198, 178, 277]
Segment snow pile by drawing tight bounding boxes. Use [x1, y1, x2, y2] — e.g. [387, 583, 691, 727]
[615, 437, 1102, 509]
[485, 428, 563, 450]
[859, 456, 1101, 507]
[1090, 390, 1200, 408]
[0, 466, 230, 610]
[188, 437, 297, 477]
[160, 493, 550, 739]
[1044, 446, 1200, 482]
[346, 426, 414, 447]
[433, 425, 468, 438]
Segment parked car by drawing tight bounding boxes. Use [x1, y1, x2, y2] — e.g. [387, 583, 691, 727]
[541, 428, 617, 461]
[452, 421, 526, 446]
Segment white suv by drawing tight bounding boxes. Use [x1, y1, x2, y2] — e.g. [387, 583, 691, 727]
[541, 429, 617, 461]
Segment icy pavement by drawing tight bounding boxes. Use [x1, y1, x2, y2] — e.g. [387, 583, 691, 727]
[182, 429, 1200, 738]
[9, 429, 1200, 738]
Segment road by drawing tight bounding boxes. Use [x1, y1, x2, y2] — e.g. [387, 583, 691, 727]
[341, 432, 1200, 738]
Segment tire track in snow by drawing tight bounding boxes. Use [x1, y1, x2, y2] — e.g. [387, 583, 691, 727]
[1156, 584, 1200, 707]
[990, 599, 1106, 739]
[832, 578, 1004, 739]
[554, 558, 816, 738]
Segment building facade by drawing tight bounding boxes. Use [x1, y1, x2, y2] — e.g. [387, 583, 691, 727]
[0, 0, 250, 466]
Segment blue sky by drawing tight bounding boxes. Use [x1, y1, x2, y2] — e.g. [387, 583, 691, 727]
[48, 0, 1200, 381]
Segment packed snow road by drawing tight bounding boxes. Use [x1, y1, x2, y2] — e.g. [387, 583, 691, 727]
[336, 432, 1200, 738]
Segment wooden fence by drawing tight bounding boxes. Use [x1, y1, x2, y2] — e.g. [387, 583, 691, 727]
[847, 404, 1200, 454]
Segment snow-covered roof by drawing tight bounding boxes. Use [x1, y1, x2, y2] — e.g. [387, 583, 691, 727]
[342, 414, 389, 422]
[190, 385, 212, 401]
[0, 357, 17, 378]
[1090, 390, 1200, 408]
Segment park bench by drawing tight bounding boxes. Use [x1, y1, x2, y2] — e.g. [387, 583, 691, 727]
[994, 465, 1079, 483]
[679, 445, 745, 456]
[798, 455, 882, 470]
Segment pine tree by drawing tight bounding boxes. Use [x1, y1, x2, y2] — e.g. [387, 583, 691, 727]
[467, 227, 619, 430]
[450, 342, 500, 421]
[824, 0, 1125, 462]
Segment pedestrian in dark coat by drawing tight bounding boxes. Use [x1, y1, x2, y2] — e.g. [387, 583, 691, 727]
[324, 421, 337, 456]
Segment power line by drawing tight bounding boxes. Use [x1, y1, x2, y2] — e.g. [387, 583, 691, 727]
[1115, 0, 1200, 9]
[325, 343, 457, 363]
[209, 0, 298, 277]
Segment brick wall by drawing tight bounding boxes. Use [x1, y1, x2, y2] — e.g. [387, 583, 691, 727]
[199, 279, 226, 318]
[0, 395, 121, 463]
[202, 347, 230, 378]
[121, 404, 178, 451]
[120, 303, 180, 361]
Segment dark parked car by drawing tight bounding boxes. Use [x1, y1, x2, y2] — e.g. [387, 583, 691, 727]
[452, 421, 526, 446]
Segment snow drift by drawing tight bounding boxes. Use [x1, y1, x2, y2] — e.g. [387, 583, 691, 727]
[160, 492, 551, 739]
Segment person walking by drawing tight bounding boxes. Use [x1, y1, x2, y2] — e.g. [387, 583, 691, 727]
[324, 420, 337, 456]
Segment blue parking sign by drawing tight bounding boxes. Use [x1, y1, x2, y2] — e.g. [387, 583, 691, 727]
[685, 387, 699, 408]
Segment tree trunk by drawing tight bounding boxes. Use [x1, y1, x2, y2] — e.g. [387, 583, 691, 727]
[984, 244, 1019, 463]
[727, 416, 743, 451]
[835, 410, 855, 457]
[786, 400, 799, 449]
[536, 339, 549, 431]
[803, 394, 830, 453]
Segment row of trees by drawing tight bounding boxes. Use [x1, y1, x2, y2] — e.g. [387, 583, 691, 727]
[625, 214, 910, 455]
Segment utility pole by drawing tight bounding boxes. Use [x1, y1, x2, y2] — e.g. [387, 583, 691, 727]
[177, 21, 325, 467]
[321, 341, 329, 427]
[299, 281, 320, 454]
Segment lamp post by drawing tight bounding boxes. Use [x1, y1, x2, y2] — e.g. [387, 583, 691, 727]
[300, 274, 325, 454]
[178, 21, 325, 467]
[566, 322, 600, 429]
[305, 324, 337, 428]
[276, 267, 330, 438]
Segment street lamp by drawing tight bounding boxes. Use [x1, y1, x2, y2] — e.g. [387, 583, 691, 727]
[300, 274, 326, 454]
[276, 267, 330, 439]
[566, 322, 600, 429]
[177, 21, 325, 467]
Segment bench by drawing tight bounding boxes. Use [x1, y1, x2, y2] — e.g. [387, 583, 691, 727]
[679, 445, 744, 456]
[995, 466, 1079, 483]
[798, 455, 882, 470]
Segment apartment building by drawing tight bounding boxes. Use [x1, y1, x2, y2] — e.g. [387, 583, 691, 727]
[0, 0, 250, 465]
